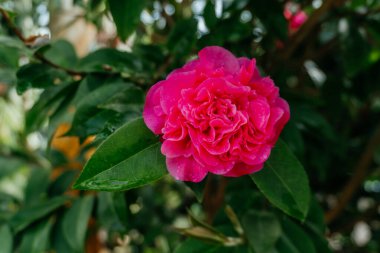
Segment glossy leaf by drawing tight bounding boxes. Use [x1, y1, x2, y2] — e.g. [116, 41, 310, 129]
[242, 211, 281, 253]
[16, 63, 68, 95]
[73, 117, 166, 191]
[107, 0, 147, 41]
[62, 195, 94, 253]
[251, 139, 310, 221]
[67, 79, 132, 138]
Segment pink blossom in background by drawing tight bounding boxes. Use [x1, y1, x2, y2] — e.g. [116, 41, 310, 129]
[143, 46, 290, 182]
[284, 2, 308, 34]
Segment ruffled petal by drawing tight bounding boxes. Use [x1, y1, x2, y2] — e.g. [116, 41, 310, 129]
[199, 46, 240, 74]
[223, 162, 263, 177]
[143, 82, 165, 134]
[161, 139, 192, 158]
[166, 156, 208, 182]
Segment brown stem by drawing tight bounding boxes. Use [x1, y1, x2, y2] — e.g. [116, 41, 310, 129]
[325, 125, 380, 224]
[202, 175, 228, 224]
[0, 7, 84, 76]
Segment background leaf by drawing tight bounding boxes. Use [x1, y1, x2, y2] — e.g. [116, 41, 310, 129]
[251, 139, 310, 221]
[62, 195, 94, 253]
[0, 225, 12, 253]
[242, 211, 281, 253]
[107, 0, 147, 41]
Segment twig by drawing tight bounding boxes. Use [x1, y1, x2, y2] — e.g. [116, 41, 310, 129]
[203, 175, 228, 224]
[325, 124, 380, 224]
[0, 7, 84, 76]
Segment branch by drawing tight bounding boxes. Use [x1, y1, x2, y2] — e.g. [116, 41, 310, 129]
[0, 8, 84, 76]
[203, 175, 228, 224]
[325, 124, 380, 224]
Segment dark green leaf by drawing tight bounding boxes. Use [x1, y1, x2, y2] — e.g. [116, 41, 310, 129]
[37, 40, 78, 69]
[0, 156, 24, 178]
[276, 217, 316, 253]
[174, 238, 222, 253]
[167, 18, 198, 57]
[0, 225, 12, 253]
[10, 196, 71, 233]
[251, 139, 310, 221]
[62, 195, 94, 253]
[25, 82, 77, 133]
[97, 192, 128, 231]
[67, 78, 132, 138]
[48, 170, 79, 197]
[73, 117, 166, 191]
[19, 219, 53, 253]
[242, 211, 281, 253]
[203, 1, 218, 29]
[98, 86, 144, 113]
[107, 0, 147, 41]
[305, 196, 326, 234]
[16, 63, 69, 95]
[23, 168, 50, 207]
[249, 0, 288, 40]
[0, 45, 19, 68]
[77, 48, 143, 73]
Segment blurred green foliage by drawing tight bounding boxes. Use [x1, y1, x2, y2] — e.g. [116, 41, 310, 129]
[0, 0, 380, 252]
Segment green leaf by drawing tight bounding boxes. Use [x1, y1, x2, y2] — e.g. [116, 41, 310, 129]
[73, 117, 167, 191]
[175, 238, 249, 253]
[77, 48, 143, 73]
[242, 211, 281, 253]
[10, 195, 71, 233]
[23, 168, 50, 207]
[67, 78, 132, 138]
[305, 195, 326, 234]
[16, 63, 69, 95]
[19, 219, 53, 253]
[25, 82, 77, 133]
[62, 195, 94, 253]
[203, 1, 218, 29]
[251, 139, 310, 221]
[276, 217, 316, 253]
[249, 0, 288, 40]
[53, 213, 75, 253]
[107, 0, 147, 41]
[97, 192, 128, 231]
[37, 40, 78, 69]
[98, 86, 144, 113]
[174, 238, 222, 253]
[0, 225, 12, 253]
[0, 45, 19, 68]
[48, 170, 79, 197]
[167, 18, 198, 57]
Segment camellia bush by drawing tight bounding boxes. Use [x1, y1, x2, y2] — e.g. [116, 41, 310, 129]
[1, 0, 380, 252]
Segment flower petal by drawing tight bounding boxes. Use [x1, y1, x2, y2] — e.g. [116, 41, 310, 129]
[143, 82, 165, 134]
[199, 46, 240, 74]
[166, 156, 208, 182]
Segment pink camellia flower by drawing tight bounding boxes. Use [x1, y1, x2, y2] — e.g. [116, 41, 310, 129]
[284, 2, 308, 34]
[143, 46, 290, 182]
